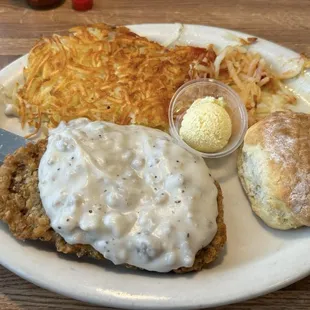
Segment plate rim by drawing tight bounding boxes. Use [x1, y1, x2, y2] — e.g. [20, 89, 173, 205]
[0, 23, 309, 310]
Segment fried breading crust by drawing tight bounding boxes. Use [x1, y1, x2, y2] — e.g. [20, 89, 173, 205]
[0, 141, 226, 273]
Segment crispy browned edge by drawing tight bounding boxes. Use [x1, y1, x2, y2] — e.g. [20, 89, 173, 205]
[0, 139, 226, 273]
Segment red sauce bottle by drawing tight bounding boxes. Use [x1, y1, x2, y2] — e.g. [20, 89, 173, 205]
[72, 0, 93, 11]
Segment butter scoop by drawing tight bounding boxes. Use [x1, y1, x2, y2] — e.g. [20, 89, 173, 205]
[180, 96, 232, 152]
[169, 79, 248, 159]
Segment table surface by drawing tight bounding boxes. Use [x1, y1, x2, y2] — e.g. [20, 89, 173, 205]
[0, 0, 309, 309]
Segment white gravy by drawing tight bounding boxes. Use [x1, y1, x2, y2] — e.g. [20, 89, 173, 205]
[38, 118, 218, 272]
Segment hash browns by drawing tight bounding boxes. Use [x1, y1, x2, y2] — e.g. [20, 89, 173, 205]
[0, 141, 226, 273]
[12, 23, 309, 134]
[16, 24, 214, 136]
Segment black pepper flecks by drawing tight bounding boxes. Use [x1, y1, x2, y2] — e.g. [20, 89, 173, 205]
[58, 226, 61, 229]
[154, 176, 157, 179]
[176, 160, 180, 163]
[107, 106, 111, 109]
[182, 190, 185, 193]
[89, 210, 93, 214]
[57, 168, 60, 171]
[175, 200, 181, 204]
[71, 156, 75, 160]
[66, 219, 70, 222]
[99, 134, 102, 138]
[187, 233, 190, 238]
[104, 189, 107, 192]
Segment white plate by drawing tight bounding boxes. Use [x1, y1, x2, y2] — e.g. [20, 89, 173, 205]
[0, 24, 309, 310]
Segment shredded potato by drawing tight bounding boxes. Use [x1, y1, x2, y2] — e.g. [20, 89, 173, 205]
[189, 44, 308, 125]
[14, 24, 213, 136]
[12, 24, 309, 133]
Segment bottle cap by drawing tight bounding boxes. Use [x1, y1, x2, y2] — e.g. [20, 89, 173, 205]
[72, 0, 93, 11]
